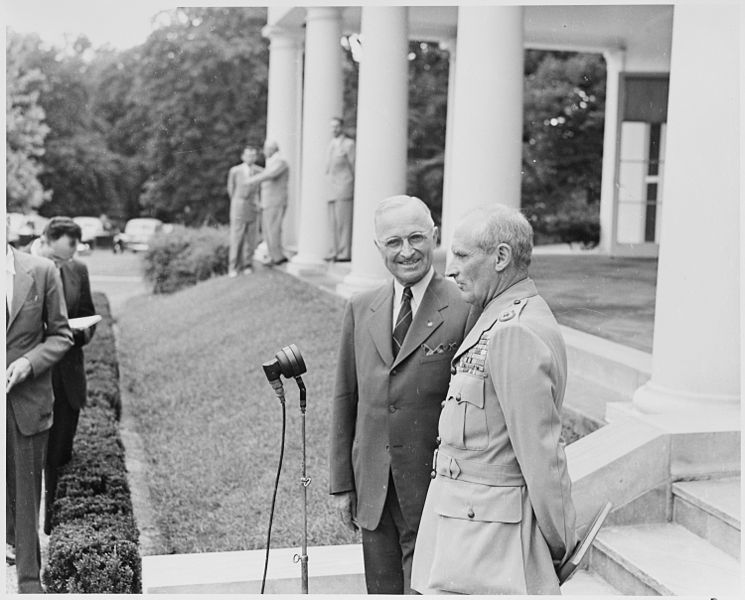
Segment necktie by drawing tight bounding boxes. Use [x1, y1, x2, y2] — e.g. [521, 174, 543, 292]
[392, 286, 413, 358]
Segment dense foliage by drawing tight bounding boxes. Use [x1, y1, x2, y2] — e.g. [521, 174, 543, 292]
[44, 293, 141, 594]
[143, 225, 230, 293]
[7, 9, 605, 244]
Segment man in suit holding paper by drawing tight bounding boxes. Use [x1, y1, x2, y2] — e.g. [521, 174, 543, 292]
[31, 217, 97, 534]
[34, 217, 96, 534]
[6, 236, 73, 592]
[411, 205, 576, 595]
[330, 195, 477, 594]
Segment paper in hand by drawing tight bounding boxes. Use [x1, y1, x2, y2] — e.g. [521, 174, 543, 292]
[68, 315, 102, 330]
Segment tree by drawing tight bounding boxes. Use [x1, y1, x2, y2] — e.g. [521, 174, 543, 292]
[133, 7, 269, 224]
[6, 31, 50, 212]
[522, 50, 606, 244]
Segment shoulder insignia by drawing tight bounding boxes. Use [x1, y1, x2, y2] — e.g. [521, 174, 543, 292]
[499, 309, 515, 322]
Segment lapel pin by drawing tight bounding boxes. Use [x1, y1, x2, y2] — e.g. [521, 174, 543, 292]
[427, 321, 433, 327]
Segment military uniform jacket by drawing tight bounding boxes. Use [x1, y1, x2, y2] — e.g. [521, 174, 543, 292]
[411, 278, 576, 595]
[329, 273, 476, 531]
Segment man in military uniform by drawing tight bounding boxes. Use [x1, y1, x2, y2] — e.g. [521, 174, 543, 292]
[411, 204, 576, 595]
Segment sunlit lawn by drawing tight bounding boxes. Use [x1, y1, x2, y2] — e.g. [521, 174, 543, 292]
[117, 267, 357, 553]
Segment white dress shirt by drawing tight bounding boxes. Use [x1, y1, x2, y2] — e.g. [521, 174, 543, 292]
[392, 266, 435, 331]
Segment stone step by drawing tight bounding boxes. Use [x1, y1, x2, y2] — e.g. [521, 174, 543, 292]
[591, 522, 741, 596]
[561, 325, 651, 400]
[563, 373, 629, 424]
[142, 544, 366, 594]
[673, 476, 740, 559]
[559, 568, 621, 595]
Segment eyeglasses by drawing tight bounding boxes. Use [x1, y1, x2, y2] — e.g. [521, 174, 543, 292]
[377, 231, 432, 252]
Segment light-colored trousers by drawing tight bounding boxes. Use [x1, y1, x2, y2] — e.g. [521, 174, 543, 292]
[262, 204, 286, 263]
[327, 198, 353, 260]
[229, 212, 259, 272]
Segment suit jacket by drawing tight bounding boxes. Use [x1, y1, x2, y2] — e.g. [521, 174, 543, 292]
[259, 153, 289, 210]
[411, 278, 576, 595]
[227, 163, 262, 221]
[326, 135, 355, 201]
[6, 249, 74, 436]
[53, 259, 96, 410]
[329, 272, 477, 531]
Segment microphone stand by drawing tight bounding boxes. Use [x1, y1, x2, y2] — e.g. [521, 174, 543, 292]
[294, 376, 310, 594]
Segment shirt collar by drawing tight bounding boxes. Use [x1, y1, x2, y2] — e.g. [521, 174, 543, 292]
[393, 266, 435, 307]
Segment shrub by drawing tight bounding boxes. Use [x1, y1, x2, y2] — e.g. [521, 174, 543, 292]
[44, 292, 141, 593]
[143, 224, 230, 294]
[524, 196, 600, 247]
[43, 516, 140, 594]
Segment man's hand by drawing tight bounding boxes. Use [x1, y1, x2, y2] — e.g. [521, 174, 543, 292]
[332, 491, 358, 532]
[6, 357, 32, 393]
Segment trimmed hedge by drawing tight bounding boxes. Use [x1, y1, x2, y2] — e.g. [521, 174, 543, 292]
[143, 225, 230, 294]
[43, 292, 141, 593]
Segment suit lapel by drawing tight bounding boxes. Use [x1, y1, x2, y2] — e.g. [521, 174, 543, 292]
[392, 275, 447, 369]
[8, 258, 34, 331]
[368, 284, 395, 366]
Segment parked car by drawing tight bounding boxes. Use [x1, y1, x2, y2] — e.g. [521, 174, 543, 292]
[7, 212, 49, 248]
[73, 216, 114, 249]
[113, 218, 164, 253]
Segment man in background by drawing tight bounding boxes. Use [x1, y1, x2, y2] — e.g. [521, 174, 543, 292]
[411, 205, 576, 595]
[7, 234, 73, 592]
[226, 145, 263, 277]
[325, 117, 355, 263]
[248, 139, 289, 266]
[330, 195, 476, 594]
[31, 217, 97, 536]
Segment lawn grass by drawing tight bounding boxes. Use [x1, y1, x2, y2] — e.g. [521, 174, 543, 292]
[116, 268, 358, 553]
[530, 255, 657, 352]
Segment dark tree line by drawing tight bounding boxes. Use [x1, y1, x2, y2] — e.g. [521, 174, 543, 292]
[8, 8, 605, 242]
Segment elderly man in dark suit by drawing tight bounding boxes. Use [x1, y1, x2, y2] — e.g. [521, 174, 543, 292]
[330, 195, 477, 594]
[32, 217, 97, 535]
[6, 238, 73, 593]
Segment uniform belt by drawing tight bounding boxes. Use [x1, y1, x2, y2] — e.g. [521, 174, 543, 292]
[433, 448, 525, 487]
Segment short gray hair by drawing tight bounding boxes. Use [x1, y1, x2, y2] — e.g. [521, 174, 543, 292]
[465, 205, 534, 271]
[374, 195, 435, 229]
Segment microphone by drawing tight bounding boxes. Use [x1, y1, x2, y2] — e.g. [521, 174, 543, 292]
[262, 345, 307, 403]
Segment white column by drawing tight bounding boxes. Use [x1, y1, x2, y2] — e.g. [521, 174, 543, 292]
[633, 5, 740, 415]
[262, 24, 304, 251]
[445, 6, 523, 238]
[288, 7, 344, 274]
[439, 37, 458, 254]
[338, 7, 409, 293]
[597, 49, 625, 255]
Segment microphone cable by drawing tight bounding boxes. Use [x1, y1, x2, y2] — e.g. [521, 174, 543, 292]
[260, 398, 286, 594]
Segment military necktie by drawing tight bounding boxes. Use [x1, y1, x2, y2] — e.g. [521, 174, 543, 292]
[392, 286, 413, 358]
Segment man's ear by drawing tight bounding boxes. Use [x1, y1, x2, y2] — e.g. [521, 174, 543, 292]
[494, 243, 513, 272]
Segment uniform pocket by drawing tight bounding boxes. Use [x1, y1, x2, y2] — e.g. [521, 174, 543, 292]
[438, 374, 489, 450]
[427, 480, 525, 594]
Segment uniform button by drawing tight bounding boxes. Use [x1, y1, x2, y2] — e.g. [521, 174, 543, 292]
[467, 508, 475, 519]
[436, 436, 441, 445]
[440, 400, 446, 408]
[455, 393, 462, 401]
[430, 470, 436, 479]
[450, 366, 457, 375]
[514, 299, 521, 304]
[388, 405, 397, 413]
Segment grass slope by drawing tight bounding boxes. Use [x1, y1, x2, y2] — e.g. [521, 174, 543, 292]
[117, 268, 358, 553]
